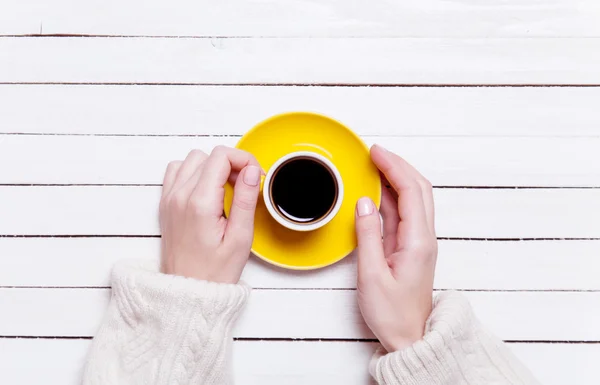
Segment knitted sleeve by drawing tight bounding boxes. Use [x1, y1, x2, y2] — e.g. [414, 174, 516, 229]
[370, 291, 541, 385]
[82, 260, 250, 385]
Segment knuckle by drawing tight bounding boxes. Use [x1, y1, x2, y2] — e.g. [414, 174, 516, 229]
[211, 145, 228, 155]
[159, 197, 168, 213]
[189, 196, 210, 215]
[357, 219, 381, 239]
[189, 149, 207, 159]
[228, 232, 251, 250]
[418, 177, 433, 191]
[244, 150, 258, 164]
[358, 265, 384, 286]
[166, 160, 182, 172]
[169, 191, 189, 211]
[233, 194, 257, 212]
[410, 237, 437, 258]
[407, 180, 423, 193]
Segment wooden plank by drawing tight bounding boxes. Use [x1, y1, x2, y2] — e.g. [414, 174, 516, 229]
[2, 135, 599, 187]
[1, 339, 597, 385]
[1, 237, 599, 290]
[0, 186, 598, 238]
[1, 0, 599, 37]
[2, 85, 599, 137]
[0, 289, 598, 341]
[2, 38, 600, 85]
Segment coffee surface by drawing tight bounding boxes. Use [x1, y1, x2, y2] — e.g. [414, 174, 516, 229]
[271, 158, 337, 223]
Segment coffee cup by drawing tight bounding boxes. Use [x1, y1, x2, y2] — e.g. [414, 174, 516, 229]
[261, 151, 344, 232]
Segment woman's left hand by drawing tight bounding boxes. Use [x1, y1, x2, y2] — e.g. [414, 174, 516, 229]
[354, 145, 437, 353]
[159, 146, 262, 284]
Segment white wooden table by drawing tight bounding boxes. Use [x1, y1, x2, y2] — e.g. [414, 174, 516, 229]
[1, 1, 600, 384]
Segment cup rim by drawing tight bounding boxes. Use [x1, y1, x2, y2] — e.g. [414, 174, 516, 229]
[262, 151, 344, 232]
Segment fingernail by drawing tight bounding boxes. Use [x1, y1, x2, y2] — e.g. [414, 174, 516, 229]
[243, 166, 261, 186]
[356, 197, 374, 217]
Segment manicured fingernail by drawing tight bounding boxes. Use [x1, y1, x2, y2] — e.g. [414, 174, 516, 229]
[356, 197, 374, 217]
[244, 166, 261, 186]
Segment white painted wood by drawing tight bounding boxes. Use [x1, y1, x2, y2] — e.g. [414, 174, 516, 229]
[1, 0, 599, 37]
[1, 186, 598, 238]
[1, 339, 597, 385]
[2, 38, 600, 85]
[0, 289, 598, 341]
[2, 2, 597, 385]
[0, 338, 89, 385]
[2, 135, 599, 186]
[2, 85, 599, 137]
[2, 237, 600, 290]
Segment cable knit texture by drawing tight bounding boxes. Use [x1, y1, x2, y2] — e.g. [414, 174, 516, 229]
[83, 260, 250, 385]
[84, 262, 538, 385]
[370, 291, 541, 385]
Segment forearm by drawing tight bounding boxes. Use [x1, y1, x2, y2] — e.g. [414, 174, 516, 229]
[370, 292, 540, 385]
[83, 260, 250, 385]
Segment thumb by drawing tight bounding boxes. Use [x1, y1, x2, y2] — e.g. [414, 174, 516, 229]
[355, 197, 389, 282]
[225, 165, 261, 249]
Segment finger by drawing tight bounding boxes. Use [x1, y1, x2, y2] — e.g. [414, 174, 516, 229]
[161, 161, 182, 198]
[228, 170, 240, 186]
[179, 160, 208, 198]
[380, 150, 435, 236]
[382, 173, 399, 201]
[380, 184, 399, 255]
[370, 145, 429, 239]
[198, 146, 260, 191]
[224, 165, 262, 250]
[228, 168, 265, 186]
[193, 147, 260, 215]
[355, 197, 391, 283]
[172, 150, 208, 192]
[419, 180, 435, 236]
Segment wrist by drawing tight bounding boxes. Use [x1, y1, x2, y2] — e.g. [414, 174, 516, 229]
[377, 313, 429, 353]
[380, 329, 425, 353]
[370, 293, 493, 385]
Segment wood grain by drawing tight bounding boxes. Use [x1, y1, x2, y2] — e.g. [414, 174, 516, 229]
[1, 289, 598, 341]
[2, 85, 599, 136]
[1, 237, 599, 290]
[1, 0, 599, 37]
[2, 135, 599, 186]
[1, 186, 598, 238]
[1, 339, 597, 385]
[2, 1, 598, 384]
[2, 38, 600, 85]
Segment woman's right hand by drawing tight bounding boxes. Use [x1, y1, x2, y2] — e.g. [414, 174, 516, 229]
[354, 145, 438, 353]
[160, 146, 262, 284]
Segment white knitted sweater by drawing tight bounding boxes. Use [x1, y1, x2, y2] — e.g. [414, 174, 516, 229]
[83, 260, 540, 385]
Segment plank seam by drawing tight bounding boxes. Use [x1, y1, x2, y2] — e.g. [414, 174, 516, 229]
[0, 132, 243, 137]
[2, 184, 600, 189]
[0, 286, 597, 292]
[3, 132, 600, 139]
[1, 235, 598, 241]
[3, 35, 600, 39]
[1, 82, 600, 87]
[0, 336, 598, 344]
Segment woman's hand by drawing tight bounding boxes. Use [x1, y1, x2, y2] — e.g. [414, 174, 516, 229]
[355, 145, 437, 353]
[160, 146, 262, 284]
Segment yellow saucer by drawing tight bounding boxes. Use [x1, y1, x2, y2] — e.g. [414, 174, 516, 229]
[224, 112, 381, 270]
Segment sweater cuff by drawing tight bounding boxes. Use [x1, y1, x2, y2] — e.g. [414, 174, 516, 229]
[369, 292, 482, 385]
[110, 259, 251, 334]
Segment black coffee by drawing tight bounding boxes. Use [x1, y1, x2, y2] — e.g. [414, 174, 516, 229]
[270, 158, 337, 224]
